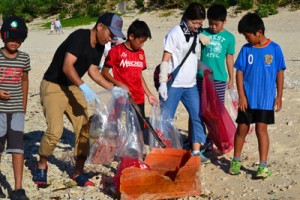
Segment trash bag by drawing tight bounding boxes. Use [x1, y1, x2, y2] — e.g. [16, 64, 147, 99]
[113, 157, 151, 192]
[201, 70, 236, 154]
[148, 103, 183, 149]
[87, 90, 144, 164]
[228, 88, 254, 134]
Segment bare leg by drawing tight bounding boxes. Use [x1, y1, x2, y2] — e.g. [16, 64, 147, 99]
[255, 123, 269, 161]
[37, 155, 48, 169]
[192, 142, 201, 152]
[233, 123, 250, 157]
[12, 153, 24, 190]
[72, 158, 85, 177]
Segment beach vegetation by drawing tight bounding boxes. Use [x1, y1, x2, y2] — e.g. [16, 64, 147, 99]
[0, 0, 298, 27]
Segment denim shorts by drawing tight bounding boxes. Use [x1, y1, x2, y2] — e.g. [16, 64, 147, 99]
[236, 109, 274, 125]
[0, 112, 25, 154]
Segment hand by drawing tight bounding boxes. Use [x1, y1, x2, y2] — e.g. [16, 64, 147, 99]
[199, 34, 210, 45]
[79, 83, 98, 103]
[0, 89, 11, 100]
[274, 97, 282, 112]
[148, 94, 159, 106]
[238, 95, 248, 112]
[159, 82, 168, 101]
[112, 86, 128, 98]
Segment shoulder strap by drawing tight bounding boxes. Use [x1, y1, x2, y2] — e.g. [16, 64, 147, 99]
[178, 33, 197, 68]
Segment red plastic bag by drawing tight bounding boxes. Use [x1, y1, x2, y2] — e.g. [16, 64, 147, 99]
[201, 70, 236, 154]
[113, 157, 151, 192]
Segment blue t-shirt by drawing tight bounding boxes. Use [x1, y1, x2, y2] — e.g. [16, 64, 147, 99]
[234, 40, 286, 110]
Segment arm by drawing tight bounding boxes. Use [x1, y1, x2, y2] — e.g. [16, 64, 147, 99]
[159, 51, 172, 83]
[88, 65, 114, 90]
[158, 51, 172, 101]
[141, 75, 159, 105]
[101, 66, 130, 93]
[274, 70, 284, 112]
[62, 52, 84, 87]
[22, 71, 29, 113]
[236, 70, 248, 112]
[226, 54, 235, 89]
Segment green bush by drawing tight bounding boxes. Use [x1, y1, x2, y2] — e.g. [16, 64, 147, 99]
[237, 0, 254, 10]
[256, 4, 278, 17]
[135, 0, 144, 8]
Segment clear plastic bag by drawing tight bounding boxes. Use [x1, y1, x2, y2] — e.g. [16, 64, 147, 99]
[87, 90, 144, 164]
[228, 88, 254, 134]
[148, 103, 183, 149]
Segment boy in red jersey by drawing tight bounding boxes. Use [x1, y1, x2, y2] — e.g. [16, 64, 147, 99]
[102, 19, 158, 140]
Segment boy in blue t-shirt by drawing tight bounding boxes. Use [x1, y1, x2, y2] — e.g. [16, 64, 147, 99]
[229, 13, 286, 179]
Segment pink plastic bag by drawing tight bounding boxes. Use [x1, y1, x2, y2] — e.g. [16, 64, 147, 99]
[201, 70, 236, 154]
[113, 157, 151, 192]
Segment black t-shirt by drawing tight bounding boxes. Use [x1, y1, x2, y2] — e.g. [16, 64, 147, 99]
[43, 29, 104, 86]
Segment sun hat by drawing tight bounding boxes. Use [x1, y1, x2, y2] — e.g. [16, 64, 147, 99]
[97, 13, 126, 40]
[1, 16, 28, 41]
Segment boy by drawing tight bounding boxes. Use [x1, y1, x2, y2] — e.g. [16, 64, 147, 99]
[229, 13, 286, 179]
[198, 4, 235, 102]
[197, 4, 235, 152]
[102, 20, 158, 139]
[0, 16, 30, 200]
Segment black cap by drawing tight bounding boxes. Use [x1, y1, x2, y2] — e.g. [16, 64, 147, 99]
[1, 16, 28, 41]
[97, 13, 126, 40]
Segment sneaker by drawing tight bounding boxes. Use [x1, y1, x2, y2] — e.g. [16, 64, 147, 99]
[9, 189, 29, 200]
[32, 164, 48, 185]
[72, 174, 95, 187]
[229, 160, 241, 175]
[192, 151, 211, 164]
[256, 166, 271, 179]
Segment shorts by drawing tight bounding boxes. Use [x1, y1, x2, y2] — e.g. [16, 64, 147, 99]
[236, 109, 274, 125]
[0, 112, 25, 154]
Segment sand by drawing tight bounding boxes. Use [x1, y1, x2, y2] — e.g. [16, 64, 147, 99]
[0, 7, 300, 199]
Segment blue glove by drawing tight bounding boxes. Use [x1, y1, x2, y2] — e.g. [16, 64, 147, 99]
[112, 86, 127, 98]
[79, 83, 98, 103]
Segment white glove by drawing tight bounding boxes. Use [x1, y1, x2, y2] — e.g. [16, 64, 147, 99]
[159, 61, 169, 83]
[112, 86, 127, 98]
[159, 82, 168, 101]
[199, 34, 210, 45]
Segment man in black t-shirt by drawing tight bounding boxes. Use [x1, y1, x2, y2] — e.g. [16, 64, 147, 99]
[33, 13, 126, 187]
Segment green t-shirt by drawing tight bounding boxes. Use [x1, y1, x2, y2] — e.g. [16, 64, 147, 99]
[197, 28, 235, 82]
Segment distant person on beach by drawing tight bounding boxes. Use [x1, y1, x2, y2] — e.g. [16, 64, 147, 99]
[0, 16, 30, 200]
[54, 18, 63, 34]
[32, 13, 125, 187]
[101, 19, 159, 139]
[157, 3, 209, 163]
[196, 4, 236, 152]
[50, 20, 55, 34]
[229, 13, 286, 179]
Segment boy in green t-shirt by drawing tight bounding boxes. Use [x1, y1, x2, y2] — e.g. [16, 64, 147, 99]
[197, 4, 236, 151]
[198, 3, 235, 102]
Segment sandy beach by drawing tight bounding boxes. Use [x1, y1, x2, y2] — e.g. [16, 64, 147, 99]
[0, 7, 300, 199]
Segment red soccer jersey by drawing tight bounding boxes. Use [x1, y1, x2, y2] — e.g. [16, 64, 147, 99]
[105, 44, 147, 104]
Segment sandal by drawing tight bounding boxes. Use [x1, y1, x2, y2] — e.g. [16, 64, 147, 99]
[33, 164, 48, 185]
[72, 174, 95, 187]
